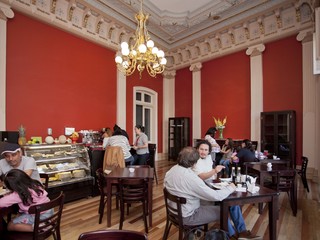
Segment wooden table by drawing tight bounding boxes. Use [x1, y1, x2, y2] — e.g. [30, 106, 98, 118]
[220, 186, 279, 240]
[104, 167, 154, 227]
[247, 163, 297, 216]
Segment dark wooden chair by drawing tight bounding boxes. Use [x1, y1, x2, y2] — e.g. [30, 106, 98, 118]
[147, 143, 158, 184]
[118, 178, 149, 233]
[95, 168, 119, 224]
[296, 156, 309, 192]
[162, 188, 208, 240]
[267, 171, 297, 216]
[39, 173, 49, 190]
[3, 192, 65, 240]
[78, 229, 148, 240]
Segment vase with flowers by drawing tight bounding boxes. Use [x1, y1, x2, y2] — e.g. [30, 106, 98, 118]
[213, 116, 227, 139]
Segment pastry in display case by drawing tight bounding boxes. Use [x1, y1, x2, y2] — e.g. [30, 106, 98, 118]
[22, 143, 94, 202]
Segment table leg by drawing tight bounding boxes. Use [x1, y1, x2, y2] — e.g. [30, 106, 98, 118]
[269, 194, 278, 240]
[148, 179, 153, 227]
[106, 181, 112, 227]
[220, 203, 228, 232]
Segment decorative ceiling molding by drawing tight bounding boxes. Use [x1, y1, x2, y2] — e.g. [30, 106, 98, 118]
[1, 0, 317, 70]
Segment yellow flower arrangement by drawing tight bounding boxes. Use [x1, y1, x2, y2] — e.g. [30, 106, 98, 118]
[213, 116, 227, 129]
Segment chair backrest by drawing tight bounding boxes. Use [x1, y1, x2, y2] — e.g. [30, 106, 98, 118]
[39, 173, 49, 190]
[95, 168, 106, 194]
[275, 171, 296, 192]
[147, 144, 156, 168]
[118, 178, 148, 203]
[29, 192, 65, 240]
[103, 146, 125, 170]
[78, 229, 148, 240]
[163, 187, 186, 230]
[301, 156, 308, 177]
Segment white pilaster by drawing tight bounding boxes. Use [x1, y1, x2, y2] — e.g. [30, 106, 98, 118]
[0, 3, 14, 130]
[116, 70, 126, 130]
[297, 29, 319, 178]
[190, 62, 202, 140]
[246, 44, 265, 151]
[162, 70, 176, 156]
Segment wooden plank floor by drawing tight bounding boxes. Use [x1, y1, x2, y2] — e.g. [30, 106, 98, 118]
[59, 160, 320, 240]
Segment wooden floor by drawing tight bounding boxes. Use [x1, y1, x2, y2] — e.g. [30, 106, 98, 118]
[59, 160, 320, 240]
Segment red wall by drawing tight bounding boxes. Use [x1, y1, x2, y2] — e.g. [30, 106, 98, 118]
[201, 51, 251, 139]
[175, 68, 193, 144]
[6, 12, 117, 139]
[263, 36, 302, 163]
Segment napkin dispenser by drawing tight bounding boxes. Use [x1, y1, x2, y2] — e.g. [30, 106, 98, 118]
[246, 176, 260, 193]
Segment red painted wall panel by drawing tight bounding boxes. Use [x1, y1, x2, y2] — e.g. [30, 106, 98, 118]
[201, 51, 251, 140]
[263, 36, 302, 164]
[175, 68, 193, 144]
[6, 12, 117, 138]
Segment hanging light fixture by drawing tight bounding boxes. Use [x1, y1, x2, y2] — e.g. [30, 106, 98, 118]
[115, 0, 167, 78]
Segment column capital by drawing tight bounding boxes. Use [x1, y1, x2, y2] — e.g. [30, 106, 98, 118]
[163, 70, 176, 79]
[296, 28, 313, 43]
[246, 44, 265, 56]
[0, 2, 14, 20]
[189, 62, 202, 72]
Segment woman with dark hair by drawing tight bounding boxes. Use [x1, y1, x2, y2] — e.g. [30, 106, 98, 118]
[132, 125, 149, 165]
[219, 138, 234, 176]
[106, 128, 134, 166]
[204, 127, 220, 166]
[0, 169, 53, 232]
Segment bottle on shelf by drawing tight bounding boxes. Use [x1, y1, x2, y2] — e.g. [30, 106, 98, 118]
[231, 167, 236, 183]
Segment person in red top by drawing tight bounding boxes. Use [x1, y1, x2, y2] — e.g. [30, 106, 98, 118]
[0, 169, 52, 232]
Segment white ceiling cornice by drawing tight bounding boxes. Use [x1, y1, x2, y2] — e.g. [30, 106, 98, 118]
[1, 0, 318, 70]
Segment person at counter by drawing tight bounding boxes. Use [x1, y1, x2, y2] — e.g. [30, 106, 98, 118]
[0, 142, 40, 182]
[113, 124, 129, 141]
[164, 147, 261, 240]
[106, 129, 134, 166]
[102, 127, 113, 149]
[132, 125, 149, 165]
[0, 169, 53, 232]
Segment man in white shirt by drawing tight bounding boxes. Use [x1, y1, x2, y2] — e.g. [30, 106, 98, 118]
[193, 140, 261, 239]
[193, 140, 224, 182]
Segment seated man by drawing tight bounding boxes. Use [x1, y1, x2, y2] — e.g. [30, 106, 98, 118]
[164, 145, 261, 240]
[231, 139, 257, 172]
[0, 142, 41, 182]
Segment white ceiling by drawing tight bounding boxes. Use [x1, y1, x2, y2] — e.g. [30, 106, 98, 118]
[85, 0, 285, 49]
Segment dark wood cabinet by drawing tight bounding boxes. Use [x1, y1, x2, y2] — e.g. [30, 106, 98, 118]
[168, 117, 190, 160]
[260, 110, 296, 167]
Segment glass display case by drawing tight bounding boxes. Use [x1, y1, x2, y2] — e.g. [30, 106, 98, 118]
[22, 143, 94, 202]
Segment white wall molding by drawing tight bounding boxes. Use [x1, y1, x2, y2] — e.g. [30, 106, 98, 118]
[246, 44, 265, 150]
[190, 62, 202, 140]
[116, 70, 126, 131]
[0, 2, 14, 130]
[162, 70, 176, 155]
[297, 29, 319, 177]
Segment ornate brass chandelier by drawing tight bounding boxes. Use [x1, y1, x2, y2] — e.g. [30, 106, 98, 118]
[115, 0, 167, 78]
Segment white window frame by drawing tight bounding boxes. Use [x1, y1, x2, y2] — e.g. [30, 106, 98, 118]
[133, 87, 158, 145]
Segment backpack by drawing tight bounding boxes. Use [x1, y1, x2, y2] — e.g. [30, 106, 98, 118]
[205, 229, 229, 240]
